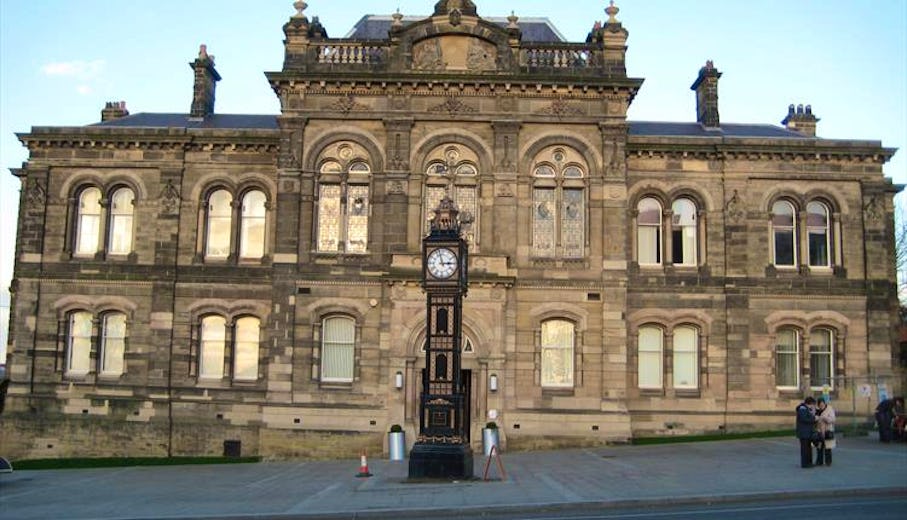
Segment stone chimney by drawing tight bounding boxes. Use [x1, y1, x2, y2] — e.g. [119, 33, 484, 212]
[690, 60, 722, 128]
[189, 44, 221, 119]
[101, 101, 129, 122]
[781, 104, 819, 137]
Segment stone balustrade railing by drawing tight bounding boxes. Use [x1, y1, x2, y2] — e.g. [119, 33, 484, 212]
[315, 43, 388, 65]
[521, 45, 595, 69]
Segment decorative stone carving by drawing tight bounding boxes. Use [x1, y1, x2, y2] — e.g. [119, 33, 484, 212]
[863, 195, 883, 223]
[537, 99, 584, 117]
[160, 179, 181, 215]
[605, 139, 624, 176]
[429, 97, 477, 115]
[386, 180, 407, 195]
[413, 39, 445, 71]
[26, 178, 46, 207]
[329, 94, 370, 114]
[725, 190, 744, 223]
[466, 39, 496, 71]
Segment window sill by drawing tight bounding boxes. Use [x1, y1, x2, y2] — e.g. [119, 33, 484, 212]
[639, 388, 665, 397]
[673, 388, 701, 398]
[319, 381, 354, 391]
[541, 387, 574, 397]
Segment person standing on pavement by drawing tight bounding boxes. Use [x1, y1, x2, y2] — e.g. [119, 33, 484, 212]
[796, 396, 817, 468]
[815, 397, 835, 466]
[875, 397, 904, 443]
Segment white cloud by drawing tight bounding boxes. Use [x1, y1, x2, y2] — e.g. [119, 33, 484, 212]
[76, 85, 93, 95]
[41, 59, 106, 79]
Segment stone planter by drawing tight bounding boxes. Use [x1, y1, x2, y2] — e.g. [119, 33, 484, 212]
[388, 431, 406, 461]
[482, 427, 499, 456]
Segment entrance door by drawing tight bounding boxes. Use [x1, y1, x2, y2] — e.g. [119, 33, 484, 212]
[414, 368, 473, 443]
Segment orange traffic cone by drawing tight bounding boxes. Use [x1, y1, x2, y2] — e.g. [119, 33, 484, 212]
[356, 449, 372, 477]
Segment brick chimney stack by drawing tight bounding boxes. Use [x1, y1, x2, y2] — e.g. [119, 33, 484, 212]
[101, 101, 129, 122]
[189, 44, 221, 119]
[690, 60, 722, 128]
[781, 104, 819, 137]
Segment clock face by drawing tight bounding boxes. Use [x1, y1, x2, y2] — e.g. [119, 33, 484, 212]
[427, 248, 458, 279]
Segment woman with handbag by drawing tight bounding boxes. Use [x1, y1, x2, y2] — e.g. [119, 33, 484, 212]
[815, 397, 836, 466]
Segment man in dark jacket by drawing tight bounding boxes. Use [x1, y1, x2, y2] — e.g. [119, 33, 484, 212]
[876, 397, 904, 442]
[796, 396, 817, 468]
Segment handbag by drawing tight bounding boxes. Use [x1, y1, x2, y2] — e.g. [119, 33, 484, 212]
[825, 431, 834, 440]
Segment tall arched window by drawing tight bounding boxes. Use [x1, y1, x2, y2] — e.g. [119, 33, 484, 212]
[772, 200, 797, 267]
[541, 319, 574, 388]
[673, 326, 698, 389]
[638, 325, 663, 389]
[810, 328, 833, 389]
[671, 198, 698, 266]
[66, 311, 93, 377]
[108, 188, 135, 255]
[205, 190, 233, 259]
[637, 198, 662, 265]
[775, 328, 799, 388]
[317, 156, 371, 254]
[75, 187, 103, 256]
[530, 147, 586, 259]
[100, 312, 127, 377]
[239, 190, 267, 259]
[423, 145, 480, 246]
[233, 316, 260, 381]
[200, 315, 226, 379]
[321, 316, 355, 382]
[807, 201, 830, 267]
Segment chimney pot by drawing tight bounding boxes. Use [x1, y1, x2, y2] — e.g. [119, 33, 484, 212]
[101, 100, 129, 122]
[781, 103, 820, 137]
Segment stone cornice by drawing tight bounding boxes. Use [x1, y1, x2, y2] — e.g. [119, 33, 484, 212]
[18, 127, 280, 154]
[627, 136, 896, 164]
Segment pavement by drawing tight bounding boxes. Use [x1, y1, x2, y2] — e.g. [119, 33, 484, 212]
[0, 433, 905, 520]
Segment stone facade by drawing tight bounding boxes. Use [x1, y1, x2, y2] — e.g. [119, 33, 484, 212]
[2, 1, 900, 460]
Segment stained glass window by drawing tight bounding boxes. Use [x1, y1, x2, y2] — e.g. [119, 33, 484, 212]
[347, 185, 369, 253]
[541, 320, 574, 388]
[562, 189, 584, 258]
[532, 189, 557, 257]
[317, 184, 341, 252]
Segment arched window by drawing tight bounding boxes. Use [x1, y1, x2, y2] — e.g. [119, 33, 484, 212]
[321, 316, 355, 382]
[673, 326, 698, 389]
[200, 315, 226, 379]
[239, 190, 267, 259]
[638, 325, 663, 389]
[807, 201, 830, 267]
[423, 145, 480, 246]
[317, 160, 371, 253]
[100, 312, 127, 377]
[75, 187, 103, 256]
[541, 319, 574, 388]
[775, 328, 799, 388]
[772, 200, 797, 267]
[233, 316, 260, 381]
[108, 188, 135, 255]
[205, 190, 233, 259]
[637, 198, 662, 265]
[809, 328, 833, 389]
[66, 311, 93, 377]
[671, 198, 698, 266]
[530, 146, 586, 259]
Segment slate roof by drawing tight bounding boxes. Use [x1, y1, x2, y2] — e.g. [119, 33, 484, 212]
[345, 15, 566, 42]
[91, 114, 809, 140]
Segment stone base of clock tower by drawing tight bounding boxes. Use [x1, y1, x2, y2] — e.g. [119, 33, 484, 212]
[407, 442, 474, 480]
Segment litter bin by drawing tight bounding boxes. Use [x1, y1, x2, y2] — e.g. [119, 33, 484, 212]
[388, 429, 406, 461]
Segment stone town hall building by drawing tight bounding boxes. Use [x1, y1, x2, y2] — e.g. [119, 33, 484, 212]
[2, 1, 900, 459]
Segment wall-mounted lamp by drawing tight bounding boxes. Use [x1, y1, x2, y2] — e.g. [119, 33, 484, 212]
[395, 371, 404, 390]
[489, 374, 498, 392]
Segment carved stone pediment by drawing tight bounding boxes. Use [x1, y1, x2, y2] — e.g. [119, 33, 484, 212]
[413, 35, 497, 72]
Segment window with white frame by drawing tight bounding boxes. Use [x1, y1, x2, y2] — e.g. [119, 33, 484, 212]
[775, 328, 799, 388]
[807, 201, 831, 268]
[771, 200, 797, 267]
[75, 187, 103, 256]
[107, 188, 135, 255]
[205, 189, 233, 259]
[671, 198, 698, 266]
[100, 312, 126, 377]
[321, 316, 355, 382]
[541, 319, 574, 388]
[672, 326, 698, 389]
[637, 198, 662, 265]
[233, 316, 260, 381]
[66, 311, 93, 377]
[239, 190, 267, 259]
[809, 328, 833, 389]
[638, 325, 663, 389]
[199, 315, 226, 379]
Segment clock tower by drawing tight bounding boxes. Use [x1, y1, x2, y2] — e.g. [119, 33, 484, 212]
[408, 196, 473, 479]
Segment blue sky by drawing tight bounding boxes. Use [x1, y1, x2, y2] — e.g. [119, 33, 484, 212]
[1, 0, 905, 359]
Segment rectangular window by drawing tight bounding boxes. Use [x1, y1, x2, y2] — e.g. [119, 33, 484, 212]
[233, 317, 260, 381]
[638, 326, 663, 389]
[638, 226, 660, 265]
[808, 231, 828, 267]
[346, 185, 369, 253]
[673, 327, 698, 389]
[317, 185, 341, 252]
[672, 226, 697, 265]
[200, 316, 226, 379]
[67, 312, 93, 377]
[541, 320, 574, 388]
[561, 189, 584, 258]
[774, 231, 795, 266]
[322, 317, 355, 382]
[532, 189, 556, 257]
[76, 214, 101, 256]
[100, 313, 126, 377]
[809, 329, 833, 389]
[775, 329, 799, 388]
